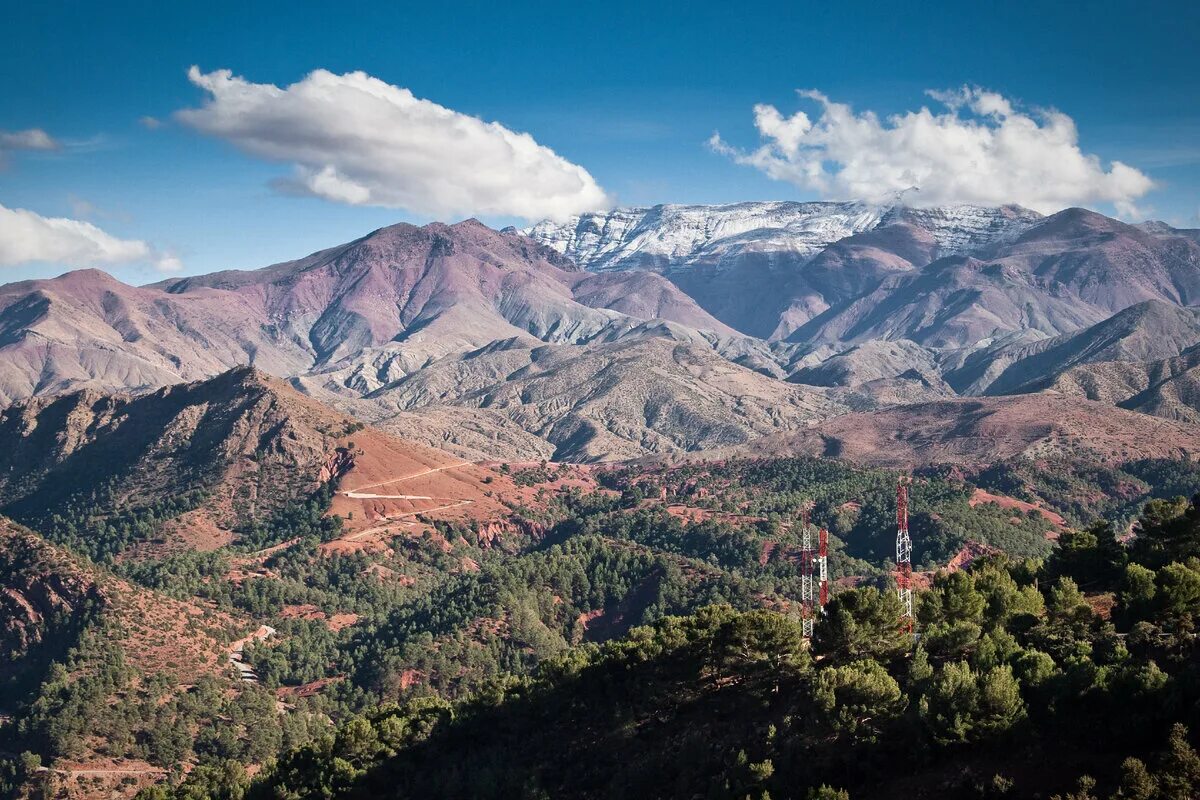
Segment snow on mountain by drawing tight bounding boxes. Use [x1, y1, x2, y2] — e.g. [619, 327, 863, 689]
[524, 201, 1042, 272]
[877, 204, 1043, 257]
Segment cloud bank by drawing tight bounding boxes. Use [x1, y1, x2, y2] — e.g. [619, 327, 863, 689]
[0, 203, 181, 272]
[710, 87, 1154, 216]
[176, 67, 611, 221]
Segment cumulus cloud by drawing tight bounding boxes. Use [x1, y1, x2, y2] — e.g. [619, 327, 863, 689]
[710, 87, 1154, 215]
[176, 66, 611, 221]
[0, 203, 180, 272]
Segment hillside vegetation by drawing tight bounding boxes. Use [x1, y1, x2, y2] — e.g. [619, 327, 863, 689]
[4, 376, 1200, 799]
[147, 491, 1200, 799]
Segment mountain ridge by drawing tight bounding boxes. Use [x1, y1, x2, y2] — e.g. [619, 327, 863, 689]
[4, 204, 1200, 462]
[528, 203, 1200, 349]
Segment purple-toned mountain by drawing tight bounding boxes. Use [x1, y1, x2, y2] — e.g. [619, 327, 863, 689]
[4, 206, 1200, 461]
[0, 220, 738, 405]
[801, 207, 1200, 348]
[526, 201, 1044, 339]
[529, 204, 1200, 349]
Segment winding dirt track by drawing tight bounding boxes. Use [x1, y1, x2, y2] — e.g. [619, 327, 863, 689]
[337, 462, 476, 541]
[343, 462, 473, 493]
[347, 500, 474, 540]
[37, 766, 165, 777]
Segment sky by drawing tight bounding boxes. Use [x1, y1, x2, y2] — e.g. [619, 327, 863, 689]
[1, 0, 1198, 284]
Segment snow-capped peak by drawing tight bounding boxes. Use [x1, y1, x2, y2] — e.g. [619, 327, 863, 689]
[524, 201, 1042, 272]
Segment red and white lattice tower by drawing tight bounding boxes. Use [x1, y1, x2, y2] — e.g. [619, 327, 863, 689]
[895, 477, 914, 630]
[799, 501, 815, 638]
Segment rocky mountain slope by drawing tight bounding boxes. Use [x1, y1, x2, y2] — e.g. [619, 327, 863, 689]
[529, 204, 1200, 351]
[708, 393, 1200, 468]
[792, 208, 1200, 349]
[0, 367, 514, 558]
[0, 516, 241, 685]
[342, 336, 839, 462]
[1047, 345, 1200, 423]
[155, 219, 739, 380]
[0, 220, 740, 405]
[4, 205, 1200, 461]
[526, 201, 1043, 338]
[942, 300, 1200, 395]
[0, 268, 314, 405]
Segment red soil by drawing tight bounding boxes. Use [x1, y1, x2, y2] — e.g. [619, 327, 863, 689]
[276, 676, 343, 700]
[969, 488, 1067, 529]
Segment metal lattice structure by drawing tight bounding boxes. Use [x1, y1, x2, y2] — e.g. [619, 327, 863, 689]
[818, 527, 829, 613]
[798, 502, 830, 640]
[895, 477, 914, 631]
[799, 502, 815, 639]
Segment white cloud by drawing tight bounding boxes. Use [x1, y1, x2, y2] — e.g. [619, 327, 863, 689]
[710, 87, 1155, 215]
[154, 252, 184, 273]
[0, 203, 180, 272]
[0, 128, 60, 168]
[176, 66, 611, 221]
[0, 128, 59, 152]
[139, 115, 164, 130]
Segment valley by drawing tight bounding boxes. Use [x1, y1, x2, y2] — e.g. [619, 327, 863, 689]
[3, 204, 1200, 799]
[3, 370, 1200, 798]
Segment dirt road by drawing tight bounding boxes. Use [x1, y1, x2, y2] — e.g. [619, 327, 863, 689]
[346, 500, 474, 540]
[342, 462, 473, 493]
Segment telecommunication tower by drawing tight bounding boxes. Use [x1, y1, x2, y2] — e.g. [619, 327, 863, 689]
[798, 502, 829, 639]
[818, 527, 829, 612]
[799, 502, 815, 638]
[895, 477, 914, 631]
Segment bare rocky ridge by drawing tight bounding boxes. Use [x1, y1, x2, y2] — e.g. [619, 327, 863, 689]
[942, 300, 1200, 395]
[343, 337, 839, 462]
[0, 269, 314, 405]
[154, 218, 740, 382]
[0, 368, 513, 552]
[1048, 345, 1200, 423]
[789, 211, 1200, 349]
[529, 204, 1200, 352]
[788, 339, 946, 390]
[0, 220, 739, 405]
[4, 206, 1200, 462]
[702, 394, 1200, 468]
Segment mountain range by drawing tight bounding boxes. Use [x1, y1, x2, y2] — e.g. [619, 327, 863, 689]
[7, 201, 1200, 800]
[3, 201, 1200, 461]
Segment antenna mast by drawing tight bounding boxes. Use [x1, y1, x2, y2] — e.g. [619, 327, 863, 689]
[798, 501, 830, 639]
[800, 501, 815, 639]
[895, 477, 913, 631]
[818, 526, 829, 614]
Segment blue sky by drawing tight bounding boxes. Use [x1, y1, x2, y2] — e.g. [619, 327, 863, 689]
[1, 0, 1197, 284]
